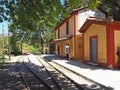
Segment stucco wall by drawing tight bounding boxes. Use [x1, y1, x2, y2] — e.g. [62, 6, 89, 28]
[77, 8, 106, 31]
[57, 15, 75, 39]
[68, 16, 74, 36]
[55, 29, 58, 39]
[76, 35, 83, 60]
[55, 38, 74, 59]
[84, 24, 107, 63]
[114, 30, 120, 63]
[60, 23, 66, 38]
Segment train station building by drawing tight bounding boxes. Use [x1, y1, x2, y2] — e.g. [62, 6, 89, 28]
[50, 6, 120, 68]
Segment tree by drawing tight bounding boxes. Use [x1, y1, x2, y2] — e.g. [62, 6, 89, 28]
[0, 35, 9, 57]
[0, 0, 108, 54]
[100, 0, 120, 20]
[30, 23, 55, 54]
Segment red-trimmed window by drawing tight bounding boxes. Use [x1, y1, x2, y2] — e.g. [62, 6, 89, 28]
[66, 21, 69, 35]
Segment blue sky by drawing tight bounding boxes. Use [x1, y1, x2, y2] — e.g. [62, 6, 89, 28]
[0, 21, 8, 34]
[60, 0, 65, 5]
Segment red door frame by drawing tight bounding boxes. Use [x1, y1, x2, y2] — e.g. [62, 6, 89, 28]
[90, 35, 98, 63]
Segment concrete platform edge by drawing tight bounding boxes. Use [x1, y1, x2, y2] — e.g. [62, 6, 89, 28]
[44, 56, 107, 89]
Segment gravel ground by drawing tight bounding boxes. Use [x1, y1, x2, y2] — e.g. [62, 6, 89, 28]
[0, 63, 27, 90]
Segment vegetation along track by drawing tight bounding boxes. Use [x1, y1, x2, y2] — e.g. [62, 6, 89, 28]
[30, 55, 83, 90]
[17, 56, 52, 90]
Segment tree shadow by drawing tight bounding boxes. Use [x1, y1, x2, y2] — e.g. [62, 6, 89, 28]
[42, 54, 115, 90]
[43, 54, 120, 71]
[0, 62, 26, 90]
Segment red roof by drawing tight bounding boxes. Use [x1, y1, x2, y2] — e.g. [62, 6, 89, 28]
[79, 19, 110, 33]
[48, 35, 73, 44]
[79, 19, 120, 33]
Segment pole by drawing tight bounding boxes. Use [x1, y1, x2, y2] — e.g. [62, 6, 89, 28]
[8, 24, 11, 60]
[2, 25, 4, 59]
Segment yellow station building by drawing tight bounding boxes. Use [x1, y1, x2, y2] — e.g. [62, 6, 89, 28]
[79, 19, 120, 68]
[54, 7, 110, 60]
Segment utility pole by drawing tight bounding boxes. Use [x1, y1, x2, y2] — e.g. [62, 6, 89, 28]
[8, 24, 11, 60]
[2, 25, 4, 59]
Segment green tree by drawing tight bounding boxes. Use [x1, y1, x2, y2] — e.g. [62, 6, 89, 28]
[0, 35, 8, 58]
[0, 0, 105, 55]
[99, 0, 120, 20]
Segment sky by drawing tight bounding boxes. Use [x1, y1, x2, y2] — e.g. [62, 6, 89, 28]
[60, 0, 65, 5]
[0, 21, 8, 34]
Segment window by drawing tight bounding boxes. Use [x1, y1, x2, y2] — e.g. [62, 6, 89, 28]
[58, 28, 60, 38]
[66, 21, 69, 35]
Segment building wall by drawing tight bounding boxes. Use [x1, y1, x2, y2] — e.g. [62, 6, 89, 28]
[77, 8, 106, 31]
[75, 35, 83, 60]
[84, 24, 107, 63]
[58, 16, 75, 38]
[43, 46, 49, 54]
[114, 30, 120, 63]
[69, 38, 74, 59]
[55, 38, 74, 59]
[60, 23, 66, 38]
[55, 29, 58, 39]
[68, 16, 74, 36]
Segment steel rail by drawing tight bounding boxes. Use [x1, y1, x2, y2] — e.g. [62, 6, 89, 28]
[17, 63, 30, 90]
[37, 56, 85, 90]
[42, 56, 108, 90]
[35, 56, 63, 90]
[23, 61, 53, 90]
[17, 56, 30, 90]
[17, 56, 53, 90]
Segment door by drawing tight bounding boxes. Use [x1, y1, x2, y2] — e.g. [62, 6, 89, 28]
[57, 45, 60, 55]
[91, 36, 97, 62]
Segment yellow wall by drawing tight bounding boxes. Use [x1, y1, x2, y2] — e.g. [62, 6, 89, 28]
[60, 23, 66, 38]
[43, 46, 49, 54]
[55, 15, 75, 39]
[55, 15, 75, 58]
[68, 16, 74, 36]
[69, 38, 74, 59]
[55, 29, 58, 39]
[76, 35, 83, 60]
[55, 38, 74, 59]
[114, 30, 120, 63]
[84, 24, 107, 63]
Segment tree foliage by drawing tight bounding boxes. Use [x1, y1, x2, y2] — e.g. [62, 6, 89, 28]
[1, 0, 120, 54]
[100, 0, 120, 20]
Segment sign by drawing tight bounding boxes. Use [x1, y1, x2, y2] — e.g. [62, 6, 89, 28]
[65, 45, 70, 54]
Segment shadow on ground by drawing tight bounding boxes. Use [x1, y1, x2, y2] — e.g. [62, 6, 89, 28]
[0, 62, 26, 90]
[43, 54, 114, 90]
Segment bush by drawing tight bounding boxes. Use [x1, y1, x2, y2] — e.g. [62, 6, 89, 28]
[31, 47, 41, 55]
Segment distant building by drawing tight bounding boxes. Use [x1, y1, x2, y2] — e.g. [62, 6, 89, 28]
[43, 45, 50, 54]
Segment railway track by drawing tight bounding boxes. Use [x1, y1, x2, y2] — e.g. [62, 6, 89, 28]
[17, 54, 106, 90]
[37, 55, 107, 90]
[28, 55, 83, 90]
[17, 56, 53, 90]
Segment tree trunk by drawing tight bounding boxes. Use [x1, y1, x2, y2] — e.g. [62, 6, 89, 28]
[41, 43, 44, 54]
[20, 42, 23, 54]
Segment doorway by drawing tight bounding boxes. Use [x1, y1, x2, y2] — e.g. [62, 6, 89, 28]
[90, 36, 98, 62]
[57, 45, 60, 55]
